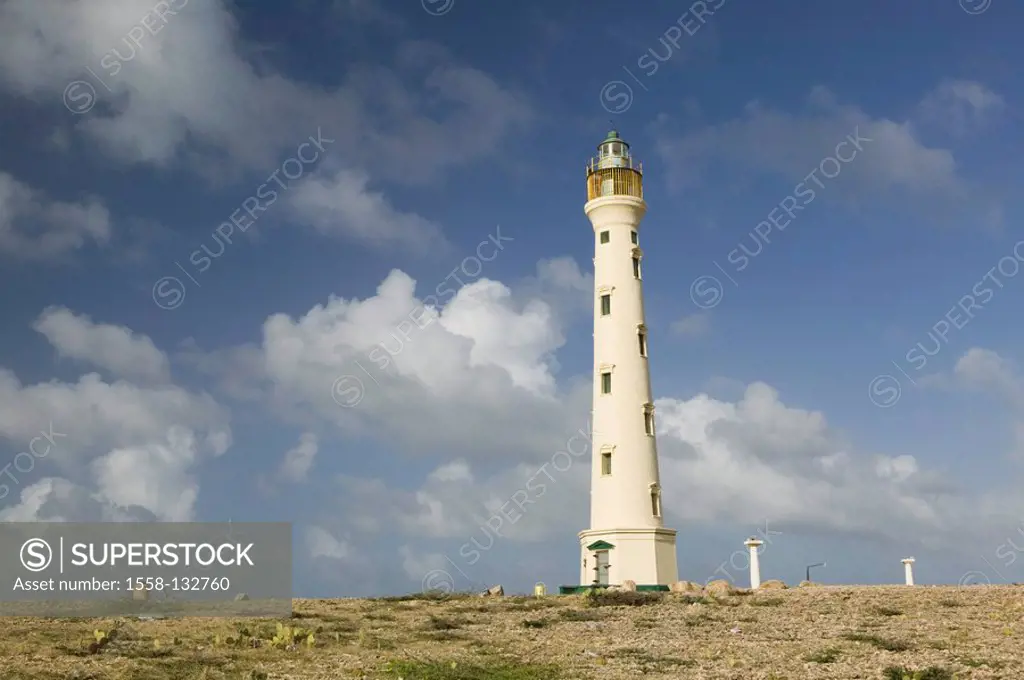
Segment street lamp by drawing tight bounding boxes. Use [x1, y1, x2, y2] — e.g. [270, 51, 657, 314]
[805, 562, 826, 583]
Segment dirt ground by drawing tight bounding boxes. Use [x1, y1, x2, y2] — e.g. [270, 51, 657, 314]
[0, 584, 1019, 679]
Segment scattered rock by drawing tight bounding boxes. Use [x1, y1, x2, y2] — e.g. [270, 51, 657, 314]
[481, 585, 504, 597]
[798, 580, 817, 588]
[234, 593, 249, 601]
[704, 579, 735, 596]
[729, 626, 742, 634]
[620, 580, 637, 592]
[670, 580, 703, 594]
[759, 580, 788, 590]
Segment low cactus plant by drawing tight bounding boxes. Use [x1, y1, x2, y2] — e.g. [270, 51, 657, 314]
[271, 623, 309, 648]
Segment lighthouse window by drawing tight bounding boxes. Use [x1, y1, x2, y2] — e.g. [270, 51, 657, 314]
[632, 256, 641, 279]
[651, 487, 662, 517]
[601, 451, 612, 475]
[612, 143, 621, 154]
[631, 231, 638, 245]
[643, 405, 655, 435]
[601, 371, 612, 394]
[600, 294, 611, 316]
[638, 329, 647, 357]
[600, 230, 609, 244]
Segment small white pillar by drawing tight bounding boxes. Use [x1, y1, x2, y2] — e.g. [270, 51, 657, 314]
[744, 537, 764, 589]
[901, 558, 915, 586]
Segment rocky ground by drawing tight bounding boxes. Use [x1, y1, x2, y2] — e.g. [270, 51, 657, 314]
[0, 584, 1020, 679]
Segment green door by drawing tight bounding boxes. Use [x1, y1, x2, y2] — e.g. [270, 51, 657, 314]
[595, 551, 610, 585]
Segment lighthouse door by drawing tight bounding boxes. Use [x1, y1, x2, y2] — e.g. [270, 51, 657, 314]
[595, 551, 610, 585]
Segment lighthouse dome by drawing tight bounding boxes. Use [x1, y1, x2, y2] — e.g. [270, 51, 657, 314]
[597, 129, 630, 168]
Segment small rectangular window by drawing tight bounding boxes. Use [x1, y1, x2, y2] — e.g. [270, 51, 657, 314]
[644, 409, 654, 436]
[633, 256, 641, 279]
[600, 231, 609, 244]
[601, 452, 612, 475]
[601, 372, 612, 394]
[600, 294, 611, 316]
[651, 489, 661, 517]
[638, 330, 647, 357]
[631, 231, 638, 245]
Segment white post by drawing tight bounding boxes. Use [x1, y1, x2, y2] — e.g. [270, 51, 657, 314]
[901, 558, 915, 586]
[744, 537, 764, 589]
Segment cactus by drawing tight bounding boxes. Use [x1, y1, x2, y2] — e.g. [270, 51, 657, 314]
[271, 623, 299, 648]
[305, 633, 315, 648]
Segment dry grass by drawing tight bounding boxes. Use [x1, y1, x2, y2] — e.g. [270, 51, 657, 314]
[0, 585, 1020, 679]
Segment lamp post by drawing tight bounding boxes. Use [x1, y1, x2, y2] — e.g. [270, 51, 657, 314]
[805, 562, 826, 583]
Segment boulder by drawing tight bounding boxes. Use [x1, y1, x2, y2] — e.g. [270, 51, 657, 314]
[704, 579, 734, 596]
[481, 584, 504, 597]
[759, 579, 788, 590]
[620, 580, 637, 592]
[670, 580, 703, 594]
[798, 580, 816, 588]
[234, 593, 249, 601]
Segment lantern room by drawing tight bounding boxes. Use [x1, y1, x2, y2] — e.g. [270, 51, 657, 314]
[586, 129, 644, 201]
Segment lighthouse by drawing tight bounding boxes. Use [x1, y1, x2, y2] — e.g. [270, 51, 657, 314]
[577, 130, 678, 589]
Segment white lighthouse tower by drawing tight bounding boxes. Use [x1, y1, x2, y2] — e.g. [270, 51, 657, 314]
[577, 130, 678, 589]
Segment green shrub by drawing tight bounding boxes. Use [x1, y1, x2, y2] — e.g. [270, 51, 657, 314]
[804, 647, 841, 663]
[584, 589, 664, 607]
[882, 666, 954, 680]
[873, 605, 903, 617]
[383, 659, 560, 678]
[842, 632, 913, 651]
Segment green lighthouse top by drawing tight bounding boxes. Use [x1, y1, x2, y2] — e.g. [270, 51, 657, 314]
[599, 129, 629, 149]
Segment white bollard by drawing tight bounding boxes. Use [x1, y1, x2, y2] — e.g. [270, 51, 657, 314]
[744, 537, 764, 589]
[902, 558, 915, 586]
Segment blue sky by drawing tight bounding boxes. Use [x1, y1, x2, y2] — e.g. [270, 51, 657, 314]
[1, 0, 1023, 596]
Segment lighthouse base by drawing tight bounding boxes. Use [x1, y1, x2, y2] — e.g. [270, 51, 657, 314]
[578, 527, 678, 587]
